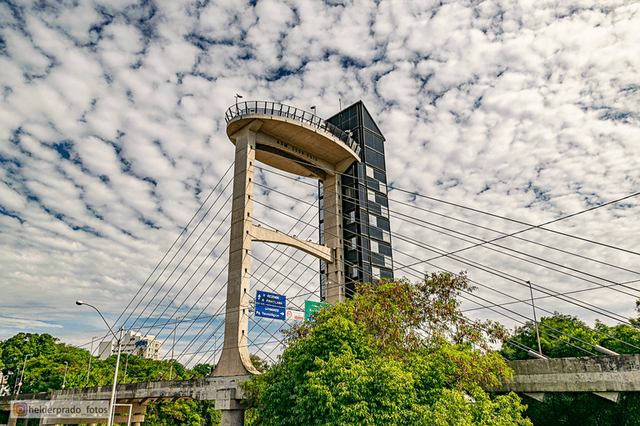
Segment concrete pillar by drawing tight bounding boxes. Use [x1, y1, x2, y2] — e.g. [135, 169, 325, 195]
[8, 416, 17, 426]
[213, 121, 261, 378]
[220, 410, 244, 426]
[323, 173, 344, 304]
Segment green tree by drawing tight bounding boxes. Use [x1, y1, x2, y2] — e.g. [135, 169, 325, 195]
[245, 274, 531, 426]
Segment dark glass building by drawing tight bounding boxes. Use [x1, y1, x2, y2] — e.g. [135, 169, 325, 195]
[319, 101, 394, 300]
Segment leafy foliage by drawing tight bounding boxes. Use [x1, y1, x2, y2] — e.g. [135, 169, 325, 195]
[245, 274, 531, 426]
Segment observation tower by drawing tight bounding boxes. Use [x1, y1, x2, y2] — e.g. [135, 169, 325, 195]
[214, 101, 362, 378]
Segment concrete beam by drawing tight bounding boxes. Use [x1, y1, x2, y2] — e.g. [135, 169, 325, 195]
[40, 415, 145, 425]
[493, 354, 640, 393]
[250, 225, 332, 263]
[0, 377, 251, 407]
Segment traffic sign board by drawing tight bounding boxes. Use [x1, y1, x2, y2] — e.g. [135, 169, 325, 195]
[305, 300, 329, 321]
[286, 310, 305, 321]
[255, 304, 286, 320]
[256, 290, 286, 308]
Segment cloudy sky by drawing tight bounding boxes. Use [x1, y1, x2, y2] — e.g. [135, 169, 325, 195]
[1, 0, 640, 363]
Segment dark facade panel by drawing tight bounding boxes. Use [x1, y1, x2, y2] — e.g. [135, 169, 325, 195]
[321, 101, 394, 300]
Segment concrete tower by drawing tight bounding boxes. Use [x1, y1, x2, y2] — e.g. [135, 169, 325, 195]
[213, 101, 361, 379]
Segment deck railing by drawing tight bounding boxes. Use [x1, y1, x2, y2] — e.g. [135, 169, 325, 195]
[225, 101, 361, 156]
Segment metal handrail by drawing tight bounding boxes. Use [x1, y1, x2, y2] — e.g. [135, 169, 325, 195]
[225, 101, 361, 156]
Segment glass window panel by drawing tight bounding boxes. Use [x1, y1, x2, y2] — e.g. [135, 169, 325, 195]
[377, 217, 390, 231]
[380, 269, 393, 280]
[379, 243, 392, 256]
[373, 135, 384, 153]
[365, 132, 375, 149]
[370, 227, 383, 240]
[363, 110, 382, 135]
[374, 169, 387, 183]
[357, 163, 366, 179]
[365, 147, 385, 170]
[359, 185, 368, 204]
[372, 253, 385, 266]
[375, 194, 388, 207]
[368, 202, 382, 216]
[344, 186, 355, 199]
[366, 177, 380, 191]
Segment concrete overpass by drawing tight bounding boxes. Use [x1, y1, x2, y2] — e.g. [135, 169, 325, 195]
[493, 353, 640, 402]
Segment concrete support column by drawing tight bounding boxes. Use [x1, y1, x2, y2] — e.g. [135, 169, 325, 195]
[216, 388, 245, 426]
[323, 173, 344, 304]
[213, 121, 261, 379]
[220, 410, 244, 426]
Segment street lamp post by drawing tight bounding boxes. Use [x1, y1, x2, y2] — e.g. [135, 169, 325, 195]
[15, 354, 30, 395]
[169, 316, 182, 380]
[122, 353, 131, 384]
[86, 336, 98, 387]
[76, 300, 122, 426]
[62, 361, 69, 389]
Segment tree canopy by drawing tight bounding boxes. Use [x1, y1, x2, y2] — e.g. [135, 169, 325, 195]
[245, 273, 531, 426]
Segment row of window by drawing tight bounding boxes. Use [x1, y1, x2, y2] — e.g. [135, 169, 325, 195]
[346, 263, 393, 281]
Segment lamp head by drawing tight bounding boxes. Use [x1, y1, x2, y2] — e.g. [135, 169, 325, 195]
[75, 300, 84, 306]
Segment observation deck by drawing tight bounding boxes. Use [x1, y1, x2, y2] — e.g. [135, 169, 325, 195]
[225, 101, 361, 178]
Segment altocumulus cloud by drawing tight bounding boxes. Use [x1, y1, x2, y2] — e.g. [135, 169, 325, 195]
[0, 0, 639, 356]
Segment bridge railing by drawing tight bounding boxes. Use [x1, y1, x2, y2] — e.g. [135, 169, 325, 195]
[225, 101, 361, 156]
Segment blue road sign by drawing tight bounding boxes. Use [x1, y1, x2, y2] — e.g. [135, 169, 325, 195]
[255, 304, 286, 320]
[256, 290, 286, 308]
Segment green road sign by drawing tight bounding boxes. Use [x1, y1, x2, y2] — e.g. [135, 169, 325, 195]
[305, 300, 329, 321]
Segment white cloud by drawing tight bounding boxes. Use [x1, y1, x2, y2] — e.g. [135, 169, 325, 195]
[1, 0, 639, 362]
[0, 317, 63, 330]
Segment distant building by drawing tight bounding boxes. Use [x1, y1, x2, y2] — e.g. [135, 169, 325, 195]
[97, 331, 162, 360]
[0, 371, 10, 396]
